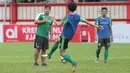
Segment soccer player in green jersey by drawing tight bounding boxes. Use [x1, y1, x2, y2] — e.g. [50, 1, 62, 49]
[95, 7, 113, 64]
[34, 5, 53, 66]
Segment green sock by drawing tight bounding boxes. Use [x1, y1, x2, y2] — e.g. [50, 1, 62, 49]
[96, 48, 100, 58]
[48, 43, 58, 57]
[104, 49, 109, 61]
[62, 53, 75, 66]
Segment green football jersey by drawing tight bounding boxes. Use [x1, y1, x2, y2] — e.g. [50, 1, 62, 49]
[35, 13, 53, 38]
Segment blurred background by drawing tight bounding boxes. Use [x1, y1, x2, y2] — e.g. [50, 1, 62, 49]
[16, 0, 127, 3]
[0, 0, 130, 43]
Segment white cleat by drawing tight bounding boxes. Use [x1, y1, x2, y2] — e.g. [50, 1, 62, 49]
[95, 58, 99, 64]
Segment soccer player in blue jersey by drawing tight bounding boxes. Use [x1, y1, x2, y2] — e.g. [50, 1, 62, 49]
[95, 7, 113, 64]
[48, 2, 103, 72]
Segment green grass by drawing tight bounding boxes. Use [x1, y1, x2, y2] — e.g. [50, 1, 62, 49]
[0, 43, 130, 73]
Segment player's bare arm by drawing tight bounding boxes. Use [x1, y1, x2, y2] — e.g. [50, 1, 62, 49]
[52, 19, 63, 27]
[34, 18, 48, 24]
[95, 18, 98, 41]
[95, 27, 98, 41]
[110, 26, 113, 42]
[83, 20, 103, 29]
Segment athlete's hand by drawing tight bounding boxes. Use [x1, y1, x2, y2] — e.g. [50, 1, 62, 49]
[43, 18, 48, 22]
[111, 37, 113, 42]
[97, 25, 104, 30]
[95, 37, 97, 41]
[50, 16, 55, 20]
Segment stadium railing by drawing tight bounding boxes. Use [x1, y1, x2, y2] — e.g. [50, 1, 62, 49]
[0, 2, 130, 24]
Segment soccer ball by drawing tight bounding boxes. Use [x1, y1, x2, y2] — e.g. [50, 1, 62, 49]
[60, 56, 67, 64]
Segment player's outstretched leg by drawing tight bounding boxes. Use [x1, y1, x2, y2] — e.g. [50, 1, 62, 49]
[48, 42, 59, 59]
[95, 48, 101, 63]
[104, 48, 109, 63]
[60, 50, 77, 72]
[48, 38, 60, 59]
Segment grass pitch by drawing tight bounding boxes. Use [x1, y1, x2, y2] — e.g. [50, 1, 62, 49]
[0, 43, 130, 73]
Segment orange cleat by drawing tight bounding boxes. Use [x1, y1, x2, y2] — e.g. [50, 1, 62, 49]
[72, 63, 77, 72]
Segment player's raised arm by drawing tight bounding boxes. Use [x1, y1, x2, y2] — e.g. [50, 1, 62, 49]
[34, 19, 48, 24]
[52, 19, 62, 27]
[52, 16, 67, 27]
[95, 18, 99, 41]
[34, 13, 48, 24]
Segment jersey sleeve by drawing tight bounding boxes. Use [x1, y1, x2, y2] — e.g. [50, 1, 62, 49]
[35, 14, 41, 20]
[80, 17, 85, 22]
[95, 18, 99, 25]
[61, 16, 68, 24]
[35, 13, 44, 20]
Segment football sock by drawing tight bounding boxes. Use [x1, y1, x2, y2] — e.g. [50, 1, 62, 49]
[48, 42, 58, 57]
[96, 48, 100, 58]
[104, 49, 109, 61]
[62, 53, 75, 66]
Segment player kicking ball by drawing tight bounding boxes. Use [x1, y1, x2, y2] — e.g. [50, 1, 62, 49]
[48, 2, 103, 72]
[95, 7, 113, 64]
[48, 36, 67, 64]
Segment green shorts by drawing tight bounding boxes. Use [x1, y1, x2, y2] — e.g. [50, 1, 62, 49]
[34, 35, 49, 50]
[59, 36, 70, 49]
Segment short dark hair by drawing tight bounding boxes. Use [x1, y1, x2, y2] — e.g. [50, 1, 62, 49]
[44, 5, 51, 10]
[68, 2, 77, 12]
[101, 7, 108, 11]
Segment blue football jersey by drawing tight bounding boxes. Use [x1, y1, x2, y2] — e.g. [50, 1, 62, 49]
[61, 14, 81, 39]
[95, 16, 112, 38]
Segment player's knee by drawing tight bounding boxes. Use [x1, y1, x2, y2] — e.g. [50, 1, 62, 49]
[35, 53, 39, 56]
[105, 45, 110, 50]
[105, 47, 109, 50]
[106, 43, 110, 47]
[60, 50, 65, 55]
[55, 41, 60, 45]
[98, 47, 102, 50]
[60, 52, 64, 55]
[55, 37, 60, 43]
[35, 49, 40, 54]
[42, 50, 46, 54]
[97, 47, 102, 53]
